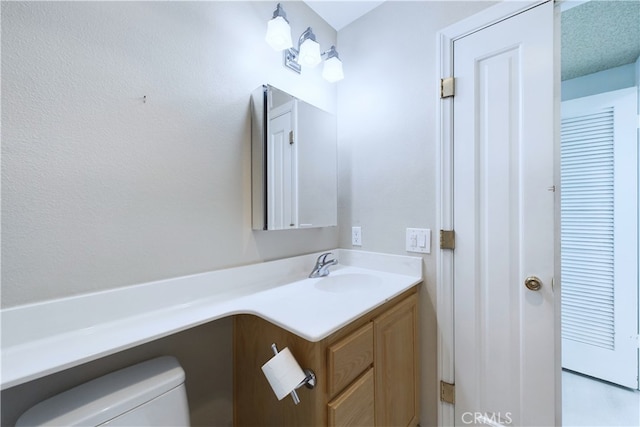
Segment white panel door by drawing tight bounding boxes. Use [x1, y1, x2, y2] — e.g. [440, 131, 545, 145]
[268, 103, 297, 230]
[561, 87, 639, 389]
[453, 2, 556, 426]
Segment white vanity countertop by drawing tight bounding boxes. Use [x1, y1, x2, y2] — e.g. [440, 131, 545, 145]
[0, 249, 422, 390]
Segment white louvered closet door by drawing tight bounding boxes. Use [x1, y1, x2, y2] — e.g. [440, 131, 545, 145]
[561, 87, 639, 389]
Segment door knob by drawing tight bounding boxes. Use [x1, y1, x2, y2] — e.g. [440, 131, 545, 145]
[525, 276, 542, 291]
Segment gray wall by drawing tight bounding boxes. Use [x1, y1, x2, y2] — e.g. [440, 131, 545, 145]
[1, 2, 336, 425]
[336, 2, 494, 425]
[1, 1, 337, 309]
[561, 62, 638, 101]
[636, 55, 640, 112]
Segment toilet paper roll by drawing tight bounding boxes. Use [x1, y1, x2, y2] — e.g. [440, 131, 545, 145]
[261, 347, 306, 400]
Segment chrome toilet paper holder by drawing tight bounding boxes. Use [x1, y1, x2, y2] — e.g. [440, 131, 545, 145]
[270, 343, 316, 405]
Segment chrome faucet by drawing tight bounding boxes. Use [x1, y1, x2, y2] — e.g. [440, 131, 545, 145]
[309, 252, 338, 278]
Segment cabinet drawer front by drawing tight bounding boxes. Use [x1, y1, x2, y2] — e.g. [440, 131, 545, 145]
[328, 323, 374, 397]
[328, 368, 375, 427]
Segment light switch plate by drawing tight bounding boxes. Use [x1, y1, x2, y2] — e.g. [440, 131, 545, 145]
[352, 226, 362, 246]
[406, 228, 431, 254]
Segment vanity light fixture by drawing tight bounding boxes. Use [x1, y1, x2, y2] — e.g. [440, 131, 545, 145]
[265, 3, 344, 82]
[265, 3, 293, 51]
[296, 27, 322, 68]
[321, 46, 344, 83]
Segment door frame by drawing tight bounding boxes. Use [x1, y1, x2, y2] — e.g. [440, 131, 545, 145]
[435, 1, 561, 425]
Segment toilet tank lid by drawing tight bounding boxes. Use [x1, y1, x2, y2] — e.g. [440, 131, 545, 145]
[16, 356, 186, 427]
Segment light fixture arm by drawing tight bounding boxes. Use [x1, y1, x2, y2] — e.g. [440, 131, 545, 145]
[297, 27, 316, 48]
[322, 45, 340, 60]
[271, 3, 288, 22]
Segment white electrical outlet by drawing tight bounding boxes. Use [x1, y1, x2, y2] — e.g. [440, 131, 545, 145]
[406, 228, 431, 253]
[352, 226, 362, 246]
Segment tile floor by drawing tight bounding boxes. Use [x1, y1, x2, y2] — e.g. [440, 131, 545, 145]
[563, 370, 640, 426]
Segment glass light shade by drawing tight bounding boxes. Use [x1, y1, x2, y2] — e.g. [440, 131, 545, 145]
[298, 38, 322, 68]
[265, 16, 293, 51]
[322, 56, 344, 82]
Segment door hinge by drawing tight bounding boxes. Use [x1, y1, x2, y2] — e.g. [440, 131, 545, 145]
[289, 130, 294, 144]
[440, 230, 455, 250]
[440, 380, 455, 404]
[440, 77, 455, 98]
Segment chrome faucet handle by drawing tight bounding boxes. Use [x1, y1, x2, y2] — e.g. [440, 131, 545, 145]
[309, 252, 337, 278]
[317, 252, 335, 265]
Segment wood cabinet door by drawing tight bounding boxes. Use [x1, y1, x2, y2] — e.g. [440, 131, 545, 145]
[374, 294, 418, 427]
[328, 368, 375, 427]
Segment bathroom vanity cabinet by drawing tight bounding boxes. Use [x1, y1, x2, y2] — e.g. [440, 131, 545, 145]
[233, 288, 419, 427]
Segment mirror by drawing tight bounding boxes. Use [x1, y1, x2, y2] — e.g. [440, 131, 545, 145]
[251, 85, 337, 230]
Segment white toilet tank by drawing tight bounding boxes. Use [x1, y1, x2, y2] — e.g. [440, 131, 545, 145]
[16, 356, 190, 426]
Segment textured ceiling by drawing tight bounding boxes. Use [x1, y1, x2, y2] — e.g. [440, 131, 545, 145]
[562, 0, 640, 81]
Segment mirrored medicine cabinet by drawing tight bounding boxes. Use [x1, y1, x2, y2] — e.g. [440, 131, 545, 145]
[251, 85, 337, 231]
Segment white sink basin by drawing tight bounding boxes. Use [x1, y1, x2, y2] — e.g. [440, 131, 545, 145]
[313, 273, 383, 293]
